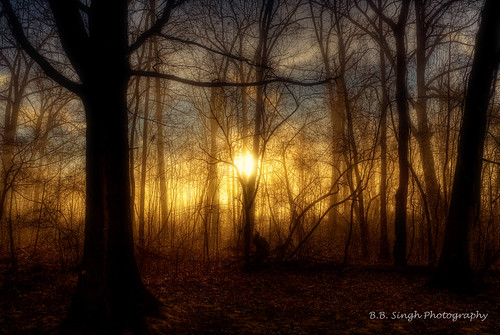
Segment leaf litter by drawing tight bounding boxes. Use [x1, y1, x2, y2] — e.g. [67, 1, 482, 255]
[1, 259, 499, 334]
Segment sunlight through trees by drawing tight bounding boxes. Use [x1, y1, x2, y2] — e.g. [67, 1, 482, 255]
[0, 0, 499, 332]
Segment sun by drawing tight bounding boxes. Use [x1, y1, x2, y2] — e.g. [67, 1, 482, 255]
[234, 152, 256, 178]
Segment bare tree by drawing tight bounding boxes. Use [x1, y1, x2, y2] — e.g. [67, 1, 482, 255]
[0, 0, 185, 331]
[0, 31, 36, 271]
[432, 0, 500, 291]
[364, 0, 412, 266]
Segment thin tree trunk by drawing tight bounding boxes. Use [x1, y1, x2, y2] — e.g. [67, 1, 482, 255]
[391, 0, 411, 267]
[139, 77, 150, 251]
[340, 76, 369, 260]
[243, 0, 274, 265]
[205, 86, 221, 261]
[414, 0, 440, 264]
[129, 77, 141, 230]
[0, 49, 32, 272]
[309, 1, 344, 235]
[378, 42, 391, 261]
[155, 76, 169, 247]
[332, 9, 368, 260]
[151, 20, 169, 248]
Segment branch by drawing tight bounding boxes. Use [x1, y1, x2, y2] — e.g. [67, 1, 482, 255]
[130, 70, 338, 87]
[426, 0, 457, 28]
[128, 0, 185, 54]
[158, 33, 269, 69]
[0, 0, 82, 94]
[483, 158, 500, 166]
[365, 0, 397, 30]
[345, 3, 396, 68]
[49, 0, 90, 78]
[366, 0, 411, 31]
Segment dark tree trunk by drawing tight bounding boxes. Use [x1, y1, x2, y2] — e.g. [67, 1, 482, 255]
[414, 0, 441, 265]
[334, 11, 369, 259]
[367, 0, 411, 267]
[243, 0, 274, 265]
[378, 45, 391, 261]
[66, 75, 158, 332]
[155, 76, 169, 247]
[54, 2, 160, 332]
[1, 0, 179, 332]
[392, 0, 411, 267]
[0, 47, 33, 272]
[432, 0, 500, 291]
[205, 86, 221, 261]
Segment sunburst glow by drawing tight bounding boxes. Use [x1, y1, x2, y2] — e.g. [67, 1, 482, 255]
[234, 152, 256, 178]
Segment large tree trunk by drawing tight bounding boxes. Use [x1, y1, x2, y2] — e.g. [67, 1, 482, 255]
[432, 0, 500, 291]
[366, 0, 411, 266]
[2, 0, 165, 332]
[63, 3, 159, 332]
[66, 75, 158, 333]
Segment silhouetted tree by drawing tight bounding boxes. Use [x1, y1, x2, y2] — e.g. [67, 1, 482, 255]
[432, 0, 500, 291]
[359, 0, 411, 266]
[0, 0, 183, 332]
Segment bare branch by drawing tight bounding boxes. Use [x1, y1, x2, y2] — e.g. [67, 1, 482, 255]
[0, 0, 82, 94]
[128, 0, 185, 54]
[365, 0, 397, 30]
[130, 70, 338, 87]
[157, 33, 269, 69]
[48, 0, 89, 78]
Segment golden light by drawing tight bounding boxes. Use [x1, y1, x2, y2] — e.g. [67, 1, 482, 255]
[234, 151, 256, 178]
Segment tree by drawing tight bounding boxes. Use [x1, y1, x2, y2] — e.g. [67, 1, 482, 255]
[432, 0, 500, 291]
[0, 0, 183, 332]
[365, 0, 411, 266]
[412, 0, 464, 265]
[235, 0, 303, 265]
[309, 0, 346, 235]
[377, 12, 391, 261]
[310, 0, 371, 260]
[0, 44, 35, 272]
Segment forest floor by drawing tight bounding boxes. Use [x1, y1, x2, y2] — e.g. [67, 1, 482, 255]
[1, 254, 500, 334]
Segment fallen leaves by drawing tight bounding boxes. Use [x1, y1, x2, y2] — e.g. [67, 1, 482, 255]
[1, 260, 499, 334]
